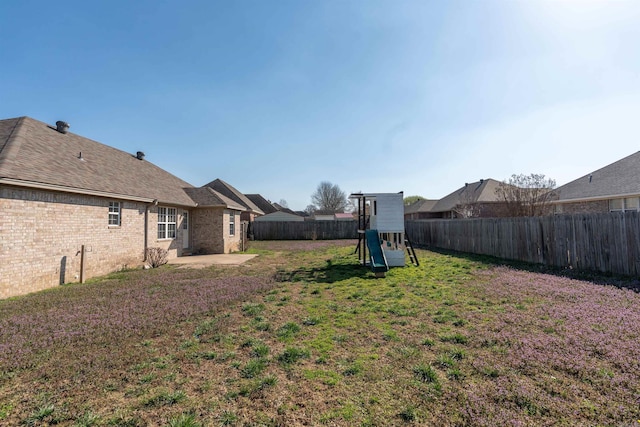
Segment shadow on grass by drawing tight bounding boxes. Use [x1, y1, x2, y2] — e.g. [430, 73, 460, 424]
[274, 259, 377, 284]
[419, 245, 640, 292]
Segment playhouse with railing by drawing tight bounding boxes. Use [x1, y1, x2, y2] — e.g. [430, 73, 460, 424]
[350, 192, 418, 275]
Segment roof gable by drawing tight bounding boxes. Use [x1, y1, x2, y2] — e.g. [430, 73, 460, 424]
[404, 199, 438, 214]
[184, 187, 246, 210]
[555, 151, 640, 201]
[431, 179, 503, 212]
[272, 202, 297, 215]
[203, 178, 264, 215]
[0, 117, 196, 206]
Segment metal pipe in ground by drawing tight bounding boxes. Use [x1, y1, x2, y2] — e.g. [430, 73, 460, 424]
[80, 244, 85, 284]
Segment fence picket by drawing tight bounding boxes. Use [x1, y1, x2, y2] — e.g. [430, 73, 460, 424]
[406, 213, 640, 276]
[253, 220, 357, 240]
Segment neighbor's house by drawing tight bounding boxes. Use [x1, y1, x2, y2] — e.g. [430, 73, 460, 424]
[313, 212, 339, 221]
[404, 199, 438, 220]
[0, 117, 244, 299]
[254, 211, 305, 222]
[245, 194, 306, 222]
[553, 151, 640, 214]
[335, 212, 356, 221]
[427, 179, 511, 219]
[245, 193, 278, 215]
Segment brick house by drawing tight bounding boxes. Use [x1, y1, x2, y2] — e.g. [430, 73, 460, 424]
[553, 151, 640, 214]
[404, 199, 438, 220]
[0, 117, 244, 298]
[426, 179, 512, 219]
[183, 187, 246, 254]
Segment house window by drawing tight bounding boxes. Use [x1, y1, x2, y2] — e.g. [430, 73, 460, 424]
[229, 211, 236, 236]
[610, 197, 639, 212]
[158, 207, 177, 239]
[108, 202, 121, 226]
[609, 198, 623, 212]
[625, 197, 639, 211]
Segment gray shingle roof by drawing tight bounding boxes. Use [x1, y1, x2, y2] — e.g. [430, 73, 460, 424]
[0, 117, 197, 206]
[245, 194, 278, 214]
[272, 202, 297, 215]
[430, 179, 503, 213]
[404, 199, 438, 214]
[203, 178, 265, 215]
[183, 187, 246, 211]
[555, 151, 640, 202]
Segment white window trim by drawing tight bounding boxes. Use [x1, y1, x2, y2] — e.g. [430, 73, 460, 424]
[229, 211, 236, 236]
[108, 201, 121, 226]
[158, 207, 177, 240]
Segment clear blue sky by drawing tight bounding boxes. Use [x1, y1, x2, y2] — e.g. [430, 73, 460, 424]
[2, 1, 639, 211]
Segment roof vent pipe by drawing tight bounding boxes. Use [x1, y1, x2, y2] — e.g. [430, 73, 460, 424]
[56, 121, 70, 134]
[136, 151, 145, 160]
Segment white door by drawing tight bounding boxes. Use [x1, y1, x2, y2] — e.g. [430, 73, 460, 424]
[182, 211, 189, 249]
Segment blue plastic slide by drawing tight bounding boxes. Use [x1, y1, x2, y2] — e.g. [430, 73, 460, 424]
[365, 229, 389, 273]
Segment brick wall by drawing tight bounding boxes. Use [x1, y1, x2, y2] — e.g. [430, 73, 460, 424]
[405, 212, 441, 220]
[191, 207, 224, 254]
[554, 200, 609, 214]
[0, 186, 188, 299]
[191, 207, 241, 254]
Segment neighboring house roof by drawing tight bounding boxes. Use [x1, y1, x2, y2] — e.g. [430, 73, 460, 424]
[314, 214, 336, 220]
[245, 194, 278, 214]
[0, 117, 196, 206]
[554, 151, 640, 202]
[254, 211, 305, 222]
[404, 199, 438, 214]
[183, 187, 245, 211]
[431, 179, 503, 213]
[335, 212, 355, 220]
[272, 203, 298, 215]
[203, 178, 265, 215]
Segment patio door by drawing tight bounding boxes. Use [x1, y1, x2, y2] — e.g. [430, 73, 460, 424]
[182, 211, 189, 249]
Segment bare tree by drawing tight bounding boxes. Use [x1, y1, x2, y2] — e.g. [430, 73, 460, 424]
[311, 181, 348, 213]
[277, 199, 289, 209]
[304, 204, 317, 215]
[404, 195, 425, 206]
[453, 197, 481, 218]
[495, 173, 556, 217]
[452, 184, 481, 218]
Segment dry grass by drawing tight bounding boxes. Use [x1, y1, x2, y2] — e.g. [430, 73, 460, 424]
[1, 239, 639, 426]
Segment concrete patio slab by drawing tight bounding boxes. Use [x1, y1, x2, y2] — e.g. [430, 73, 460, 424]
[168, 254, 258, 268]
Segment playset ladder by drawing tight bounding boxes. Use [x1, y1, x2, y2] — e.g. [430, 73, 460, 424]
[405, 234, 419, 267]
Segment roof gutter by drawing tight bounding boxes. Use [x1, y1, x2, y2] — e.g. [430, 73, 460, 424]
[553, 192, 640, 204]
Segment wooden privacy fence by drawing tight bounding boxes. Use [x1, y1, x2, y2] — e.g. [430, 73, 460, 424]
[406, 212, 640, 276]
[252, 220, 358, 240]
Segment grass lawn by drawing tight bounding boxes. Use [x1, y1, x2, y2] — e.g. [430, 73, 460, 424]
[1, 240, 639, 426]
